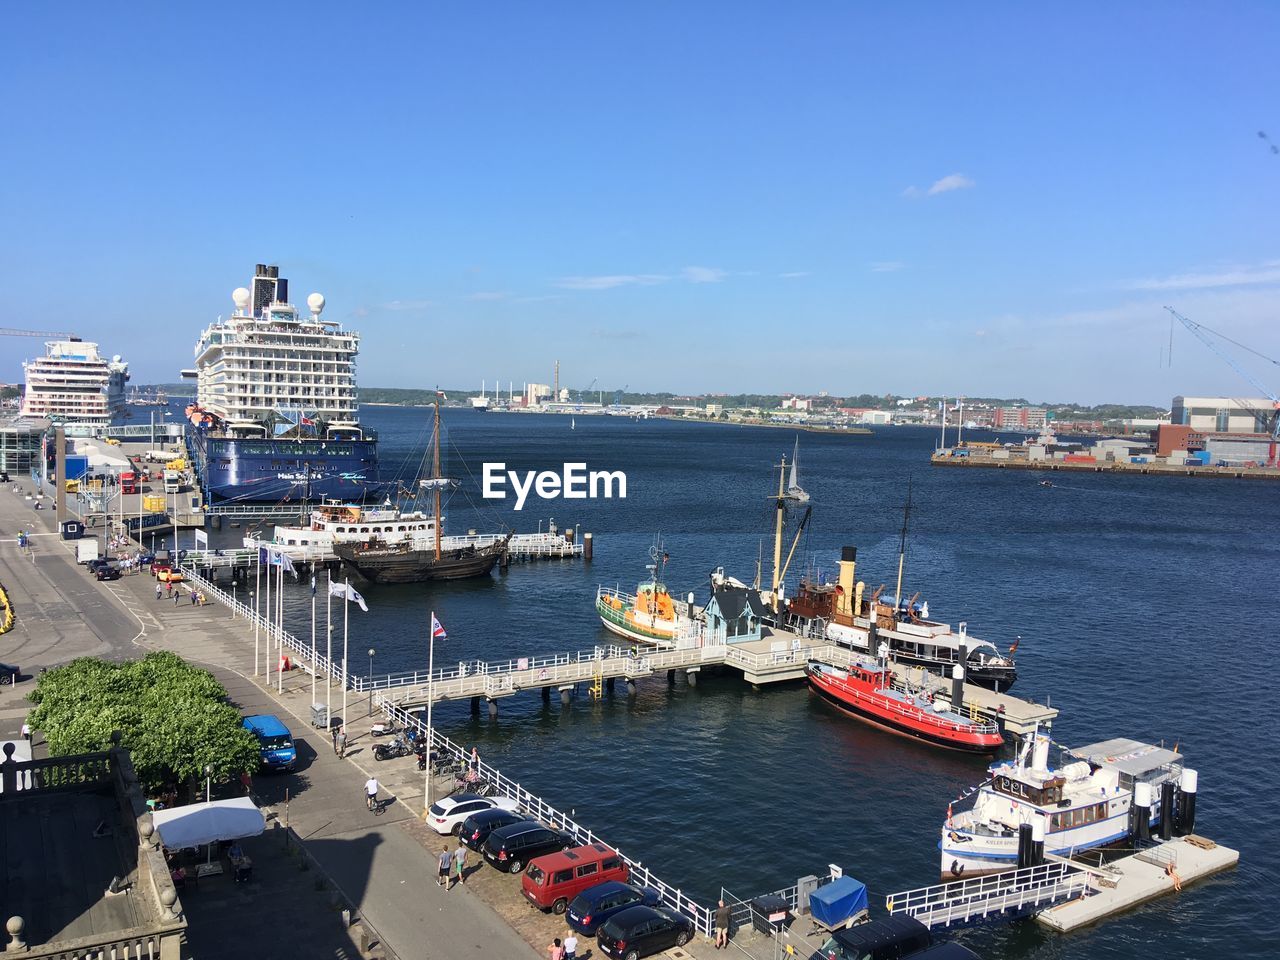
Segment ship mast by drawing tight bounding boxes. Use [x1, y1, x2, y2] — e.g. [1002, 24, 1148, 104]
[433, 391, 442, 561]
[893, 477, 913, 611]
[771, 456, 786, 611]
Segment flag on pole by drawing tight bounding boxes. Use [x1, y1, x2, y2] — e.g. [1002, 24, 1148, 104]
[431, 615, 447, 640]
[275, 550, 297, 575]
[328, 580, 368, 612]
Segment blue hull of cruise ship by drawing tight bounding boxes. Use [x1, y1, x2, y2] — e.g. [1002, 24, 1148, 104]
[194, 433, 394, 503]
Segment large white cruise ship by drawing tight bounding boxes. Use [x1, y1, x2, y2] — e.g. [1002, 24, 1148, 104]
[184, 264, 389, 503]
[20, 339, 129, 425]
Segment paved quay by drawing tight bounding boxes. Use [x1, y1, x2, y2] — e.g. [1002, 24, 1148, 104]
[0, 486, 538, 960]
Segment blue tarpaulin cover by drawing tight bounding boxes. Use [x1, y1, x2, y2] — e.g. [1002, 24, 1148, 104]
[809, 876, 868, 928]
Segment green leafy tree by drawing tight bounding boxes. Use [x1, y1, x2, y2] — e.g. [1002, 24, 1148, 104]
[27, 652, 260, 790]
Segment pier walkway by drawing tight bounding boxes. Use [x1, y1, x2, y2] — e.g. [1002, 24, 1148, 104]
[884, 861, 1091, 928]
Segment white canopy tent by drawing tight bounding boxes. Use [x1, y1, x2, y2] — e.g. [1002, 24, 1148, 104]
[151, 797, 265, 848]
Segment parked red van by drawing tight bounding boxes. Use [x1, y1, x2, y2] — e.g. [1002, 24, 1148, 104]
[522, 843, 629, 914]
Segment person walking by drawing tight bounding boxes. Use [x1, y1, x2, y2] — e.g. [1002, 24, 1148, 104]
[453, 843, 467, 887]
[190, 588, 198, 606]
[155, 582, 163, 600]
[165, 581, 173, 598]
[21, 722, 31, 743]
[331, 725, 340, 754]
[438, 846, 453, 889]
[563, 932, 578, 960]
[547, 939, 564, 960]
[715, 899, 731, 949]
[337, 726, 348, 759]
[173, 589, 181, 606]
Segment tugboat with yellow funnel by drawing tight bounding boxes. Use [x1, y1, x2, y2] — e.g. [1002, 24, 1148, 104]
[596, 543, 681, 645]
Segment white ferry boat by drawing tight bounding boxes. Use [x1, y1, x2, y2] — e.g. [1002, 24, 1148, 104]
[244, 500, 438, 562]
[185, 264, 390, 503]
[939, 729, 1188, 878]
[21, 339, 129, 425]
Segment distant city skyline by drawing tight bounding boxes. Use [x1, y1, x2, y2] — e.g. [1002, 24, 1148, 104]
[2, 3, 1278, 406]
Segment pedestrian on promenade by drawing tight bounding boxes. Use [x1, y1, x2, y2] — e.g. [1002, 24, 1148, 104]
[563, 932, 578, 960]
[715, 899, 730, 949]
[190, 589, 198, 606]
[453, 843, 467, 886]
[21, 722, 31, 742]
[331, 725, 340, 754]
[337, 727, 347, 758]
[438, 847, 453, 889]
[547, 937, 564, 960]
[173, 590, 180, 606]
[469, 746, 479, 774]
[156, 583, 162, 600]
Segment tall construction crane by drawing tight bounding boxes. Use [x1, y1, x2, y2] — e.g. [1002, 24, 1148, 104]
[0, 328, 77, 338]
[1165, 306, 1280, 465]
[578, 377, 598, 402]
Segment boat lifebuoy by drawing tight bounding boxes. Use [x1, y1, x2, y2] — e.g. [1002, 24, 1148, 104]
[950, 860, 965, 877]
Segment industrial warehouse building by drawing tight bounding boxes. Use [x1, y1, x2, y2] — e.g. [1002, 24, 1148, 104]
[1171, 396, 1275, 434]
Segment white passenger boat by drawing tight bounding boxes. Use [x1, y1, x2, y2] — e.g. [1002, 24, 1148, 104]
[244, 500, 438, 562]
[939, 729, 1190, 878]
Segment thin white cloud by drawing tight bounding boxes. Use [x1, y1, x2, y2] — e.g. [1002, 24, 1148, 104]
[554, 274, 669, 290]
[870, 261, 905, 273]
[928, 173, 975, 195]
[778, 271, 811, 279]
[682, 266, 728, 283]
[463, 291, 509, 301]
[1126, 259, 1280, 292]
[383, 298, 433, 311]
[903, 173, 976, 198]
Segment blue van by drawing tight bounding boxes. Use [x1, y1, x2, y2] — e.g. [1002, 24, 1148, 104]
[243, 714, 297, 771]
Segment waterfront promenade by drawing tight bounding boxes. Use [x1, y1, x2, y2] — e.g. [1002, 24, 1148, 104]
[0, 488, 538, 960]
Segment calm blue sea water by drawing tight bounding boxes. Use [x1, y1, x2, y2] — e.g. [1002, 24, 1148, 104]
[225, 406, 1278, 958]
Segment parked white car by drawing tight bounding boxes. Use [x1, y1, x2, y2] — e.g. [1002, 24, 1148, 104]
[426, 793, 521, 835]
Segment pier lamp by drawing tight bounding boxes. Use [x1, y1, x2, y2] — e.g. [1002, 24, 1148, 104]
[204, 764, 212, 804]
[367, 648, 376, 716]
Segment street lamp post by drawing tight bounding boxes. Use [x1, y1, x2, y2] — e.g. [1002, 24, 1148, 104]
[367, 648, 376, 717]
[231, 582, 237, 618]
[204, 764, 212, 804]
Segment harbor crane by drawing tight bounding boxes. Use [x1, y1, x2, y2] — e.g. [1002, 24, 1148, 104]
[578, 377, 598, 402]
[1164, 306, 1280, 466]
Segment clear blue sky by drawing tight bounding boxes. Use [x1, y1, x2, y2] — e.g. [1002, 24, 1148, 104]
[3, 2, 1278, 405]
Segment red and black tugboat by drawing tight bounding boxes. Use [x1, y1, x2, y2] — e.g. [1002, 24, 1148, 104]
[805, 647, 1003, 754]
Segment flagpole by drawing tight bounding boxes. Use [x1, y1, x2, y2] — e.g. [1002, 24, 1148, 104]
[341, 576, 350, 727]
[326, 568, 333, 726]
[265, 550, 272, 681]
[424, 608, 436, 815]
[254, 551, 261, 676]
[310, 574, 317, 709]
[277, 558, 285, 695]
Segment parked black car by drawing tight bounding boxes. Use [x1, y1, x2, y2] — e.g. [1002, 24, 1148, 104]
[597, 905, 694, 960]
[481, 821, 572, 874]
[820, 916, 934, 960]
[459, 808, 534, 852]
[0, 663, 20, 685]
[95, 566, 122, 581]
[86, 558, 112, 574]
[567, 881, 662, 936]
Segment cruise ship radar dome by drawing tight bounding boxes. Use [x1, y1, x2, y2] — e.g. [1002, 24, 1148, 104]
[307, 292, 325, 315]
[232, 287, 251, 310]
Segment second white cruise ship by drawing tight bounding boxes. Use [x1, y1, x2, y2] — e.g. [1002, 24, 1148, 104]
[21, 339, 129, 425]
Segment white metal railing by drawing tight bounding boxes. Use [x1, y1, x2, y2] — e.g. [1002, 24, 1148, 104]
[884, 861, 1090, 928]
[182, 569, 350, 688]
[378, 698, 713, 936]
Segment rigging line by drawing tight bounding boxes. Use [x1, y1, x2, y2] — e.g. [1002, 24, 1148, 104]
[443, 431, 510, 531]
[1190, 318, 1280, 367]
